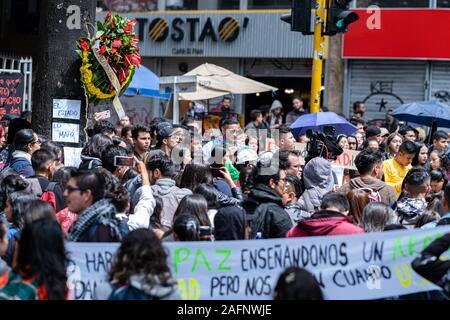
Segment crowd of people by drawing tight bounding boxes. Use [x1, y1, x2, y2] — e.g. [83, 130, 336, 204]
[0, 96, 449, 300]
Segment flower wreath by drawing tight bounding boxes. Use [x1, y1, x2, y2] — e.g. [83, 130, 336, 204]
[76, 13, 141, 104]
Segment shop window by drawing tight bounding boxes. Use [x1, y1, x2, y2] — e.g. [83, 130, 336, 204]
[97, 0, 158, 12]
[356, 0, 430, 8]
[218, 0, 240, 10]
[248, 0, 291, 10]
[166, 0, 198, 10]
[437, 0, 450, 7]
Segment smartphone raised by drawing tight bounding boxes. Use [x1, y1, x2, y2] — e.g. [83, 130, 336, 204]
[114, 156, 135, 167]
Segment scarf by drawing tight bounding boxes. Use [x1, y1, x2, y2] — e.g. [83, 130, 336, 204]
[68, 199, 122, 242]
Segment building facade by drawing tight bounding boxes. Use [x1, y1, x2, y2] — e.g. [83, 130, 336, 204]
[342, 0, 450, 120]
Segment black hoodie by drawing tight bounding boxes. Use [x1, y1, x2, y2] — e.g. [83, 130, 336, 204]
[242, 184, 293, 239]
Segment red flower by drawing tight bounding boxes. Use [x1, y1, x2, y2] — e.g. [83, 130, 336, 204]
[79, 39, 89, 52]
[111, 47, 117, 54]
[112, 39, 122, 48]
[105, 13, 112, 23]
[131, 36, 139, 45]
[123, 19, 137, 34]
[124, 55, 131, 68]
[127, 53, 141, 67]
[99, 45, 107, 55]
[119, 69, 127, 84]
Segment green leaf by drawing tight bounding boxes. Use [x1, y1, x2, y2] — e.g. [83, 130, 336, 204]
[96, 31, 104, 38]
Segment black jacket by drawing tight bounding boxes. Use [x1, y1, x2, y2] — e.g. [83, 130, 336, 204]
[412, 232, 450, 294]
[242, 184, 293, 239]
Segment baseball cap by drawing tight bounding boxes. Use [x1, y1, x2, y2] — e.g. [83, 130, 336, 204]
[365, 125, 381, 138]
[157, 122, 174, 140]
[380, 128, 389, 137]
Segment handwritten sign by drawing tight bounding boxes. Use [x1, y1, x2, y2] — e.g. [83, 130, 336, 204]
[52, 122, 80, 144]
[66, 226, 450, 300]
[53, 99, 81, 120]
[64, 147, 83, 167]
[0, 73, 24, 119]
[332, 149, 360, 170]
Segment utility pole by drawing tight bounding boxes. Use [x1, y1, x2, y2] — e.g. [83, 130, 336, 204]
[310, 0, 327, 113]
[33, 0, 96, 144]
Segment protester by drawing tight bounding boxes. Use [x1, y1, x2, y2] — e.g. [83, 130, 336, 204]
[430, 169, 447, 194]
[8, 129, 41, 177]
[278, 126, 296, 151]
[283, 175, 309, 224]
[360, 202, 395, 232]
[279, 150, 303, 180]
[66, 170, 128, 242]
[214, 205, 247, 241]
[79, 134, 113, 170]
[412, 142, 429, 167]
[94, 229, 179, 300]
[245, 109, 264, 131]
[242, 160, 292, 239]
[121, 125, 133, 145]
[0, 220, 10, 276]
[336, 135, 349, 150]
[298, 157, 335, 213]
[384, 109, 399, 133]
[363, 137, 380, 150]
[92, 120, 115, 139]
[429, 150, 442, 171]
[355, 132, 365, 150]
[340, 148, 397, 206]
[365, 126, 382, 144]
[351, 101, 369, 124]
[170, 194, 211, 230]
[398, 125, 418, 142]
[395, 169, 430, 228]
[347, 135, 358, 151]
[52, 167, 77, 234]
[273, 267, 323, 300]
[383, 140, 417, 195]
[268, 100, 283, 129]
[346, 189, 369, 225]
[132, 125, 151, 162]
[172, 214, 201, 241]
[27, 149, 65, 212]
[286, 192, 364, 237]
[40, 141, 64, 170]
[0, 219, 67, 300]
[285, 97, 307, 127]
[429, 130, 449, 157]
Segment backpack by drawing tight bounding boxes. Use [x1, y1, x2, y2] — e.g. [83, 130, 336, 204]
[40, 182, 57, 210]
[108, 284, 155, 301]
[27, 179, 57, 210]
[356, 187, 382, 202]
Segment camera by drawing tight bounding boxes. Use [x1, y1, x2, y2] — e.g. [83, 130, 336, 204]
[305, 126, 343, 163]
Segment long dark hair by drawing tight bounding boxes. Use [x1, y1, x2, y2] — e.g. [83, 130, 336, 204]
[173, 194, 211, 227]
[178, 163, 213, 190]
[7, 191, 37, 230]
[274, 267, 324, 300]
[16, 218, 67, 300]
[194, 184, 219, 210]
[13, 128, 36, 152]
[81, 133, 113, 158]
[109, 229, 173, 293]
[0, 174, 28, 211]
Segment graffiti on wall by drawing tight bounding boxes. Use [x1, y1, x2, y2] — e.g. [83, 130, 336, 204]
[359, 81, 404, 119]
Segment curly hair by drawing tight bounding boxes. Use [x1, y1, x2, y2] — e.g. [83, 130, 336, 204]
[108, 229, 172, 292]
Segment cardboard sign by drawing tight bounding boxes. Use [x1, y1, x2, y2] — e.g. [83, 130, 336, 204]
[64, 147, 83, 167]
[52, 122, 80, 144]
[0, 73, 25, 119]
[332, 149, 360, 170]
[66, 226, 450, 300]
[53, 99, 81, 120]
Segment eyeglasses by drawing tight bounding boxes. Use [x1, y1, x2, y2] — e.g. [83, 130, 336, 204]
[65, 185, 81, 193]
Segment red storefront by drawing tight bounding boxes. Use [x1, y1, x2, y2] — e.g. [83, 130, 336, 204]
[342, 9, 450, 119]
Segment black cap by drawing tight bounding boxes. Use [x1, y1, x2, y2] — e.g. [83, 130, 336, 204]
[365, 125, 381, 138]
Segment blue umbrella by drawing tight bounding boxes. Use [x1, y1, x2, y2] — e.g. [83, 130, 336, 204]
[124, 65, 170, 99]
[290, 112, 358, 137]
[391, 100, 450, 128]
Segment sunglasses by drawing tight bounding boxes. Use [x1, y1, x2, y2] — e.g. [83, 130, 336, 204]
[65, 185, 82, 193]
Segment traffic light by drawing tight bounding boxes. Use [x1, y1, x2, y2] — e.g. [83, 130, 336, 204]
[280, 0, 313, 35]
[325, 0, 359, 36]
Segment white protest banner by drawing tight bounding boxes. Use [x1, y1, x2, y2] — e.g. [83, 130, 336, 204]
[66, 226, 450, 300]
[52, 99, 81, 120]
[63, 147, 83, 167]
[52, 122, 80, 143]
[332, 149, 360, 170]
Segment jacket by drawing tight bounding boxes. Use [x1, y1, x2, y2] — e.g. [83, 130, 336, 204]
[383, 158, 411, 196]
[127, 185, 156, 231]
[286, 210, 365, 238]
[298, 157, 335, 213]
[8, 151, 34, 178]
[151, 178, 192, 228]
[412, 232, 450, 295]
[94, 274, 180, 300]
[242, 184, 293, 239]
[395, 197, 427, 228]
[285, 109, 307, 127]
[284, 203, 312, 225]
[26, 176, 66, 212]
[78, 155, 102, 170]
[339, 176, 398, 206]
[214, 206, 247, 241]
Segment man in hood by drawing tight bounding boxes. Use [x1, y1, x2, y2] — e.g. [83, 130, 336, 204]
[242, 156, 293, 239]
[339, 148, 398, 206]
[298, 157, 336, 213]
[286, 192, 364, 237]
